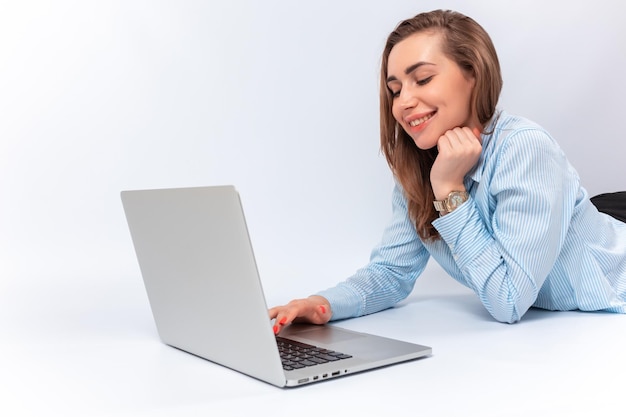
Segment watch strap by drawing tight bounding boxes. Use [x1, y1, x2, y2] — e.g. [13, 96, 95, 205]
[433, 190, 468, 214]
[433, 200, 447, 212]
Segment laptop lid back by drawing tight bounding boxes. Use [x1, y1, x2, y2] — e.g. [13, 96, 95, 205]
[121, 185, 286, 387]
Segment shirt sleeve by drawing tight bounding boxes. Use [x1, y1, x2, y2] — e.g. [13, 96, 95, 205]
[433, 127, 578, 323]
[317, 184, 430, 320]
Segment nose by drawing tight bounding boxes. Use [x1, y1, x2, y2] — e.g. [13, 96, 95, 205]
[397, 84, 418, 110]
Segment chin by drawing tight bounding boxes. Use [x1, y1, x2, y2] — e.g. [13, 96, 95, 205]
[411, 136, 437, 151]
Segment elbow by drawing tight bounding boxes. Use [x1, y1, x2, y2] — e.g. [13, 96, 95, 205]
[484, 288, 536, 324]
[486, 302, 521, 323]
[492, 312, 521, 324]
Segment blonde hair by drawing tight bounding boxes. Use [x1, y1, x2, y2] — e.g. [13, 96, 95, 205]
[379, 10, 502, 240]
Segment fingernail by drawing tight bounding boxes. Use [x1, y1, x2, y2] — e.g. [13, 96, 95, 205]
[472, 127, 481, 137]
[319, 305, 326, 314]
[279, 317, 287, 325]
[273, 325, 279, 334]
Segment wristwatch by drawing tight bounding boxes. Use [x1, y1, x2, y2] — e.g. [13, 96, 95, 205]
[433, 191, 469, 214]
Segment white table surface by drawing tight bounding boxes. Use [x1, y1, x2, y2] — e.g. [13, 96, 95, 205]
[2, 260, 624, 417]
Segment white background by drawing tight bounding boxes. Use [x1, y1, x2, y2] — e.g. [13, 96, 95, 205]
[1, 1, 625, 415]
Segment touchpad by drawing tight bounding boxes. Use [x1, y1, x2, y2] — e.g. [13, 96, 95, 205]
[287, 325, 365, 344]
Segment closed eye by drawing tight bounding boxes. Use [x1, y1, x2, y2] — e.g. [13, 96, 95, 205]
[388, 75, 433, 98]
[417, 75, 433, 86]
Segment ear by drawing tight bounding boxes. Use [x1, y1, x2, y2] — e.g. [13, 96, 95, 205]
[464, 68, 477, 88]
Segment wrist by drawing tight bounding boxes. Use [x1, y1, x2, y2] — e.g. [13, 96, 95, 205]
[433, 190, 469, 215]
[432, 183, 466, 201]
[308, 295, 330, 308]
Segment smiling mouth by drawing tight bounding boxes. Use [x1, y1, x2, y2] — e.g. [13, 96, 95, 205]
[409, 112, 435, 127]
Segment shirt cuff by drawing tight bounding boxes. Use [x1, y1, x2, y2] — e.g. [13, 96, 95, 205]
[432, 197, 489, 271]
[432, 197, 472, 239]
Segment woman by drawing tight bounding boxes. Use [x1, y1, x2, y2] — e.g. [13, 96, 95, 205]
[269, 10, 626, 332]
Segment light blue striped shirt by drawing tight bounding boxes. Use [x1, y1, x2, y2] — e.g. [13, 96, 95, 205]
[318, 111, 626, 323]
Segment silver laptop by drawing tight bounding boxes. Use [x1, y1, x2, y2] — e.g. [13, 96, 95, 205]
[121, 185, 431, 387]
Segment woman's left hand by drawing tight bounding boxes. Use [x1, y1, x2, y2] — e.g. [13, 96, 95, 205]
[430, 126, 482, 199]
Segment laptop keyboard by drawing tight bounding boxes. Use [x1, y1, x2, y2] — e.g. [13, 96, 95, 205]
[276, 337, 353, 371]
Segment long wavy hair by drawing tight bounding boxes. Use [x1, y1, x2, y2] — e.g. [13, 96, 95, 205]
[380, 10, 502, 240]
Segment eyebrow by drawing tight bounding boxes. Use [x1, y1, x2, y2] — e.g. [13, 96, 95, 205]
[386, 61, 435, 83]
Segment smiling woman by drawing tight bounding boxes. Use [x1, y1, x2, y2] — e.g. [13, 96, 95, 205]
[380, 12, 502, 240]
[268, 9, 626, 330]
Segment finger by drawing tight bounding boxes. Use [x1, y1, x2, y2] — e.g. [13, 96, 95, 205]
[437, 132, 452, 151]
[456, 127, 479, 145]
[273, 316, 289, 335]
[272, 300, 306, 333]
[437, 130, 461, 153]
[449, 128, 467, 144]
[458, 126, 480, 143]
[268, 306, 281, 320]
[448, 127, 481, 149]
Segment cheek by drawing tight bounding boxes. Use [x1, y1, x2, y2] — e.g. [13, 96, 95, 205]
[457, 81, 475, 114]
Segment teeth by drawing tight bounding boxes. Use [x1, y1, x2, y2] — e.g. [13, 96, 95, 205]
[409, 113, 434, 127]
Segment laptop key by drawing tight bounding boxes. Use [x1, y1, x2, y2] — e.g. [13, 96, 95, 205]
[277, 337, 352, 370]
[316, 353, 340, 362]
[334, 354, 353, 359]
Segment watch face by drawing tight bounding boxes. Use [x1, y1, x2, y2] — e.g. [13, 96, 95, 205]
[448, 192, 468, 209]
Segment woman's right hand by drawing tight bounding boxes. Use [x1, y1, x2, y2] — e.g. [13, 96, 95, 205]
[268, 295, 332, 335]
[430, 126, 482, 200]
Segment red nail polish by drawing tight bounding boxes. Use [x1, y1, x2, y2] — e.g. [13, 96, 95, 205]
[279, 317, 287, 325]
[319, 305, 326, 314]
[273, 325, 279, 334]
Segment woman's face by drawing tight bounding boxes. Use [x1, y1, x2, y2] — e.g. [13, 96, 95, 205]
[386, 31, 478, 150]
